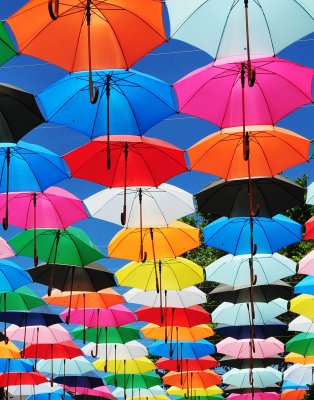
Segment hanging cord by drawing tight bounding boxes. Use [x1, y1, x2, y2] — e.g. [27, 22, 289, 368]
[120, 143, 129, 225]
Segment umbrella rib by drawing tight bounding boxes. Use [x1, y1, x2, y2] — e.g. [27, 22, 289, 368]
[219, 65, 241, 129]
[254, 0, 276, 55]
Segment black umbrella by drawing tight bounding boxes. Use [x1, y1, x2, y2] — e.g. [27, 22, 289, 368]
[224, 385, 281, 394]
[195, 175, 305, 217]
[0, 83, 44, 143]
[210, 281, 292, 303]
[215, 319, 287, 340]
[219, 355, 283, 369]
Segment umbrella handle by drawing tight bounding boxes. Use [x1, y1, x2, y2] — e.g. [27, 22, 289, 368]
[120, 206, 126, 226]
[248, 66, 256, 88]
[2, 217, 8, 231]
[89, 78, 99, 105]
[48, 0, 59, 20]
[141, 251, 147, 263]
[91, 342, 98, 358]
[243, 132, 250, 161]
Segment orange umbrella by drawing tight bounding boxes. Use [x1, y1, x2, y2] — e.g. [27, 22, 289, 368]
[0, 340, 20, 359]
[285, 352, 314, 365]
[281, 390, 307, 400]
[163, 370, 221, 390]
[141, 324, 214, 342]
[187, 125, 310, 180]
[7, 0, 166, 102]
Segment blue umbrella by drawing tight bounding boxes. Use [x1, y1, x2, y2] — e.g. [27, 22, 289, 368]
[0, 305, 63, 326]
[0, 359, 33, 373]
[203, 214, 301, 255]
[294, 275, 314, 295]
[0, 260, 32, 291]
[27, 391, 73, 400]
[37, 69, 177, 168]
[148, 339, 215, 359]
[54, 376, 104, 388]
[215, 319, 287, 339]
[0, 141, 69, 231]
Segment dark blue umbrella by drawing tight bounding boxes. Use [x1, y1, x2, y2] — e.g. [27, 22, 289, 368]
[215, 319, 287, 339]
[0, 260, 32, 291]
[54, 376, 104, 389]
[294, 275, 314, 295]
[203, 214, 301, 255]
[0, 305, 63, 326]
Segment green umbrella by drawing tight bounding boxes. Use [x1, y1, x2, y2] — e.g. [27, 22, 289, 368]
[105, 371, 161, 389]
[286, 332, 314, 356]
[71, 325, 140, 344]
[0, 22, 18, 66]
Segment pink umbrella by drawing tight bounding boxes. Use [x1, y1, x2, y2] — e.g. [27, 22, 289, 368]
[0, 237, 14, 259]
[0, 187, 88, 265]
[228, 393, 280, 400]
[60, 304, 136, 327]
[216, 337, 284, 359]
[63, 385, 115, 399]
[298, 250, 314, 275]
[174, 55, 314, 129]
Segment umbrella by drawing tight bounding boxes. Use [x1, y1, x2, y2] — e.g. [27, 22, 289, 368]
[289, 316, 314, 333]
[60, 304, 136, 327]
[0, 341, 21, 359]
[285, 353, 314, 365]
[174, 396, 222, 400]
[219, 356, 283, 369]
[63, 386, 114, 399]
[37, 357, 96, 378]
[289, 294, 314, 320]
[54, 376, 104, 389]
[225, 387, 281, 395]
[0, 305, 63, 327]
[112, 386, 166, 399]
[156, 356, 218, 372]
[304, 217, 314, 240]
[281, 390, 307, 400]
[123, 286, 206, 308]
[7, 382, 63, 396]
[0, 372, 48, 386]
[166, 386, 223, 397]
[82, 341, 148, 359]
[0, 237, 14, 259]
[84, 183, 194, 227]
[286, 333, 314, 356]
[105, 371, 161, 389]
[64, 135, 187, 227]
[23, 341, 83, 360]
[93, 357, 156, 374]
[228, 394, 279, 400]
[215, 319, 287, 340]
[0, 359, 33, 373]
[141, 324, 214, 341]
[212, 299, 288, 325]
[162, 370, 221, 390]
[294, 276, 314, 295]
[27, 392, 73, 400]
[0, 22, 17, 66]
[71, 325, 140, 344]
[128, 396, 169, 400]
[205, 253, 296, 287]
[195, 176, 305, 217]
[203, 214, 301, 255]
[284, 364, 314, 385]
[216, 337, 284, 358]
[0, 260, 32, 291]
[148, 339, 216, 358]
[307, 181, 314, 204]
[222, 368, 282, 389]
[298, 250, 314, 275]
[0, 141, 69, 230]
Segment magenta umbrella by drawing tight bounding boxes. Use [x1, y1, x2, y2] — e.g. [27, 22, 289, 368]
[174, 55, 314, 128]
[63, 385, 115, 399]
[216, 337, 284, 359]
[228, 393, 280, 400]
[59, 304, 136, 327]
[0, 187, 88, 265]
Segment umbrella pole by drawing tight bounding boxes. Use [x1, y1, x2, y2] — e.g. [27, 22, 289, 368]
[114, 344, 117, 386]
[149, 228, 159, 293]
[159, 260, 163, 323]
[120, 143, 129, 225]
[83, 298, 86, 344]
[106, 74, 111, 169]
[124, 359, 126, 400]
[86, 0, 99, 105]
[3, 148, 10, 230]
[34, 327, 39, 371]
[48, 0, 59, 19]
[169, 308, 175, 356]
[50, 344, 54, 386]
[244, 0, 256, 87]
[63, 359, 66, 399]
[33, 193, 39, 266]
[4, 293, 7, 344]
[139, 188, 147, 262]
[65, 266, 75, 324]
[48, 229, 61, 296]
[241, 63, 250, 162]
[164, 290, 168, 343]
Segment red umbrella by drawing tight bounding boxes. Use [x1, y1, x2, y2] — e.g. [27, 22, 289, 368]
[0, 371, 47, 386]
[156, 356, 218, 371]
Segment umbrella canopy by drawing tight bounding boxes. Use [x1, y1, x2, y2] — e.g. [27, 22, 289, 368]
[124, 286, 206, 308]
[27, 392, 73, 400]
[162, 370, 221, 389]
[60, 304, 136, 327]
[0, 372, 48, 386]
[174, 56, 314, 129]
[23, 341, 83, 359]
[82, 341, 148, 359]
[286, 332, 314, 356]
[63, 386, 114, 399]
[212, 299, 288, 325]
[228, 393, 279, 400]
[148, 339, 215, 358]
[284, 363, 314, 385]
[298, 250, 314, 275]
[187, 126, 310, 180]
[105, 371, 161, 389]
[0, 83, 44, 143]
[0, 287, 45, 311]
[215, 319, 287, 340]
[166, 386, 223, 397]
[0, 359, 33, 373]
[289, 316, 314, 333]
[0, 341, 21, 359]
[206, 253, 296, 287]
[28, 263, 115, 293]
[37, 357, 96, 378]
[54, 376, 104, 389]
[225, 387, 281, 395]
[135, 305, 210, 327]
[285, 352, 314, 365]
[71, 325, 140, 344]
[93, 357, 156, 374]
[305, 216, 314, 240]
[216, 337, 284, 358]
[156, 356, 218, 372]
[203, 214, 301, 255]
[222, 367, 282, 389]
[113, 386, 166, 398]
[116, 257, 203, 290]
[0, 237, 14, 259]
[84, 184, 194, 227]
[7, 382, 63, 396]
[294, 276, 314, 295]
[108, 222, 200, 261]
[0, 306, 63, 327]
[195, 176, 305, 217]
[6, 324, 72, 344]
[141, 324, 214, 341]
[7, 1, 166, 71]
[0, 22, 17, 66]
[281, 390, 307, 400]
[166, 0, 314, 58]
[38, 69, 176, 138]
[289, 294, 314, 320]
[0, 260, 32, 291]
[210, 281, 292, 303]
[219, 356, 283, 369]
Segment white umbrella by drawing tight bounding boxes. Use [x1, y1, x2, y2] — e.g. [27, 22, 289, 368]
[82, 340, 148, 359]
[289, 315, 314, 333]
[284, 363, 314, 385]
[113, 386, 166, 398]
[37, 356, 96, 378]
[212, 299, 288, 325]
[222, 367, 282, 388]
[123, 286, 206, 308]
[84, 184, 195, 227]
[8, 383, 62, 395]
[206, 253, 296, 287]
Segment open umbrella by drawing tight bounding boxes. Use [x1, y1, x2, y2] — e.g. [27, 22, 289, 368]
[222, 368, 282, 389]
[281, 390, 307, 400]
[298, 250, 314, 275]
[163, 370, 221, 389]
[37, 357, 96, 379]
[71, 325, 140, 344]
[205, 253, 296, 287]
[166, 385, 223, 397]
[203, 214, 301, 255]
[105, 371, 161, 389]
[27, 391, 73, 400]
[112, 386, 166, 399]
[285, 353, 314, 365]
[294, 276, 314, 295]
[156, 356, 218, 372]
[0, 359, 33, 373]
[7, 382, 63, 396]
[284, 364, 314, 386]
[141, 324, 214, 342]
[23, 341, 83, 361]
[54, 376, 104, 389]
[124, 286, 206, 308]
[216, 337, 284, 358]
[228, 393, 279, 400]
[289, 294, 314, 320]
[63, 385, 114, 399]
[0, 238, 14, 259]
[289, 316, 314, 333]
[286, 333, 314, 356]
[219, 356, 283, 369]
[93, 357, 155, 374]
[0, 340, 21, 359]
[0, 260, 32, 292]
[0, 372, 48, 387]
[195, 176, 305, 217]
[0, 22, 17, 66]
[148, 339, 216, 358]
[82, 341, 148, 360]
[0, 305, 63, 328]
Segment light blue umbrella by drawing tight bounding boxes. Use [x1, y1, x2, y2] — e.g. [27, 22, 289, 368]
[203, 214, 301, 255]
[0, 260, 32, 291]
[37, 357, 97, 379]
[295, 276, 314, 295]
[148, 339, 215, 358]
[0, 359, 33, 373]
[222, 367, 282, 388]
[27, 390, 73, 400]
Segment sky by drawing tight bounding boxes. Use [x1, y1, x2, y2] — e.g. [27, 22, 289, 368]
[0, 2, 313, 288]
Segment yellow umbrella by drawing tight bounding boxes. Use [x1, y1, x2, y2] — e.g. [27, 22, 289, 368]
[93, 357, 155, 374]
[107, 221, 200, 261]
[141, 324, 214, 341]
[116, 257, 204, 291]
[289, 294, 314, 320]
[285, 352, 314, 364]
[167, 385, 223, 396]
[0, 340, 20, 359]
